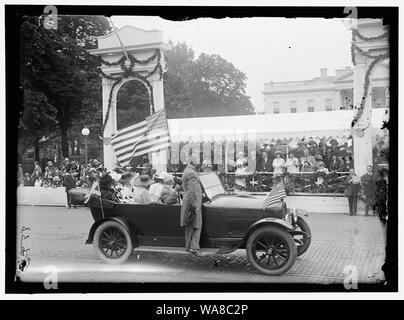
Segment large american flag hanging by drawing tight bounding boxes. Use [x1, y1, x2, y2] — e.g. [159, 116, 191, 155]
[111, 109, 171, 167]
[262, 181, 286, 209]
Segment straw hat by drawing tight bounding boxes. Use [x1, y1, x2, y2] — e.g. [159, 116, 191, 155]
[133, 174, 155, 187]
[274, 150, 283, 155]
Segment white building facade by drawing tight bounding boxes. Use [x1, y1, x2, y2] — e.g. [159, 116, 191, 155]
[263, 64, 389, 114]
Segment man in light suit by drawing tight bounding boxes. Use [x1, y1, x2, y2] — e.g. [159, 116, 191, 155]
[180, 153, 203, 255]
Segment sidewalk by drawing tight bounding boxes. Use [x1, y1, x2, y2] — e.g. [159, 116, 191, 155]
[17, 186, 88, 207]
[17, 186, 367, 215]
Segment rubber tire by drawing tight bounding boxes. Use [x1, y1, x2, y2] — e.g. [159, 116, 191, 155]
[295, 216, 312, 257]
[246, 225, 297, 276]
[93, 220, 133, 264]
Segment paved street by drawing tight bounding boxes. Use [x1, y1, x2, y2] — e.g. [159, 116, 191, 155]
[16, 205, 385, 285]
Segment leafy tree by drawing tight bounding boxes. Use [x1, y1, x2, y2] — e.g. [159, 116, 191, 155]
[116, 80, 150, 130]
[189, 53, 254, 116]
[19, 15, 112, 158]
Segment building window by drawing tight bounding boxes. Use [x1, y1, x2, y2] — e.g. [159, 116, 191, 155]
[273, 101, 280, 114]
[290, 100, 297, 113]
[307, 100, 315, 112]
[325, 99, 332, 111]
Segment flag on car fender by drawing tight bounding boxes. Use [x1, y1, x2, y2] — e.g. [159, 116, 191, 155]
[262, 181, 286, 209]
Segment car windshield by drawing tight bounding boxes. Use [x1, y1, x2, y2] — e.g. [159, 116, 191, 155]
[199, 172, 226, 200]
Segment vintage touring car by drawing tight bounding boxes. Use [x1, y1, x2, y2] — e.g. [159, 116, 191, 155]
[85, 172, 311, 275]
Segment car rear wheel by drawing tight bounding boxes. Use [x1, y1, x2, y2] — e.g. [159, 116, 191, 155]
[294, 216, 311, 257]
[93, 220, 133, 264]
[246, 225, 297, 276]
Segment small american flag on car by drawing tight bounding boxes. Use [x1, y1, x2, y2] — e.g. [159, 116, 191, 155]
[262, 181, 286, 209]
[111, 109, 171, 167]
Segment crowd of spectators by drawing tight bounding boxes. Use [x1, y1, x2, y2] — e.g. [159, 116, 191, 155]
[251, 139, 355, 174]
[17, 157, 107, 188]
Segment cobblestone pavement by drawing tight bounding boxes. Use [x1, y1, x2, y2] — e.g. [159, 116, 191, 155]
[16, 206, 385, 284]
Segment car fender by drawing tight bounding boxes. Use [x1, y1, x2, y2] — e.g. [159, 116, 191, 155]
[85, 216, 138, 247]
[241, 217, 295, 247]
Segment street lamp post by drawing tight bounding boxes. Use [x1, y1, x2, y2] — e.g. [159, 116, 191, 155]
[81, 127, 90, 166]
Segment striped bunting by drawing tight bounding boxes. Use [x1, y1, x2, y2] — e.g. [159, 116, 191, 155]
[262, 181, 287, 209]
[111, 109, 171, 167]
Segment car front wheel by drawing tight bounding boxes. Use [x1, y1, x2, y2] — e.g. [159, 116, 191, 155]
[93, 220, 133, 264]
[246, 225, 297, 276]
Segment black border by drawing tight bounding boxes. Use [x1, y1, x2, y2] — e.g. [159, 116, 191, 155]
[5, 5, 398, 294]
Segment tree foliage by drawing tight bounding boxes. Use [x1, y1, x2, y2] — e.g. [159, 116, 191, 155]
[19, 15, 112, 158]
[116, 41, 253, 125]
[116, 81, 150, 130]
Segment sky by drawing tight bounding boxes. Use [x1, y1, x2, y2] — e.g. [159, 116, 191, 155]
[112, 16, 353, 112]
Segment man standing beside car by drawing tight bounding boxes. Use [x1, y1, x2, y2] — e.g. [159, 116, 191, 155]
[64, 170, 77, 209]
[180, 153, 203, 255]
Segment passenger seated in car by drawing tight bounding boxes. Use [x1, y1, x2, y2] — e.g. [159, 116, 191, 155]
[149, 172, 178, 204]
[99, 174, 118, 202]
[132, 174, 154, 204]
[160, 173, 178, 205]
[116, 172, 136, 203]
[149, 175, 165, 203]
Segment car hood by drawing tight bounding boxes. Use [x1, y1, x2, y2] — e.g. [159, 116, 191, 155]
[207, 193, 283, 211]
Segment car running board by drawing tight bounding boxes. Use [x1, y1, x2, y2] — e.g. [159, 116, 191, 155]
[133, 246, 225, 256]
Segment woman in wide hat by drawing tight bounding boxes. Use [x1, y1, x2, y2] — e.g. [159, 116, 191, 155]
[132, 174, 154, 204]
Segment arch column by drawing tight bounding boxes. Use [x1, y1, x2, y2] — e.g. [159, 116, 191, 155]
[102, 77, 117, 171]
[150, 73, 167, 173]
[352, 55, 373, 176]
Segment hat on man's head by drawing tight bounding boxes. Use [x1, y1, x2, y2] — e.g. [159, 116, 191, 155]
[314, 154, 323, 160]
[133, 174, 155, 187]
[274, 150, 283, 155]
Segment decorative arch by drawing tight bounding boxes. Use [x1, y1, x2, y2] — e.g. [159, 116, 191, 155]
[349, 19, 389, 176]
[113, 76, 153, 114]
[88, 26, 171, 170]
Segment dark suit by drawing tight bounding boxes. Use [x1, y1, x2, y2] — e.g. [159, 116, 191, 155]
[180, 164, 203, 251]
[64, 174, 76, 208]
[345, 176, 361, 215]
[361, 173, 375, 215]
[257, 157, 272, 172]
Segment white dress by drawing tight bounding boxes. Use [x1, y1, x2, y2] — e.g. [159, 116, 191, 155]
[235, 158, 248, 188]
[272, 158, 286, 176]
[286, 157, 300, 173]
